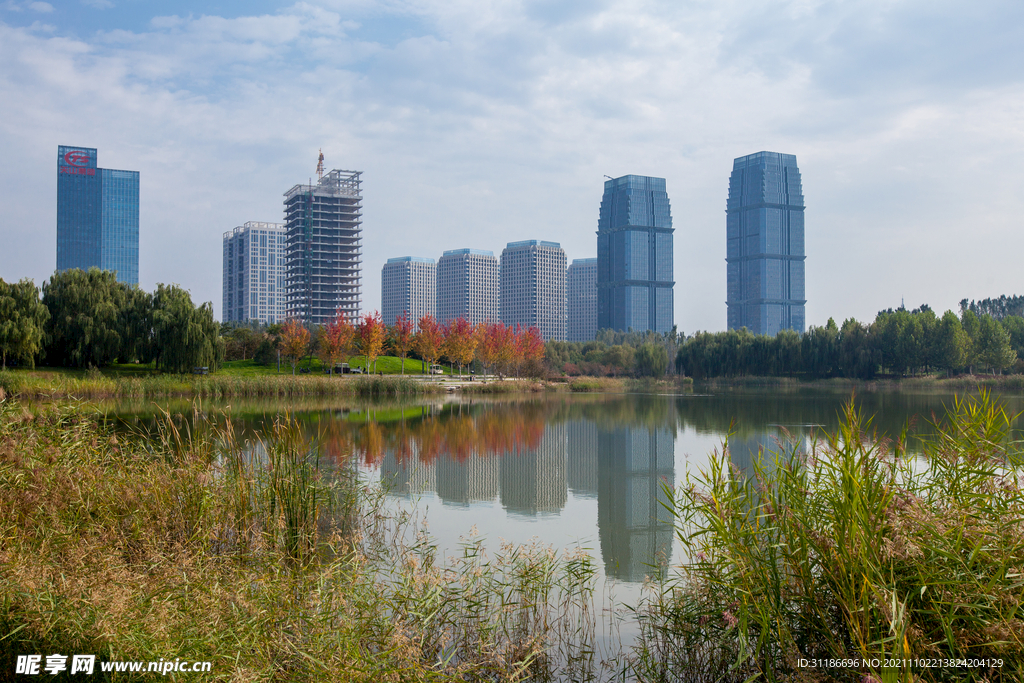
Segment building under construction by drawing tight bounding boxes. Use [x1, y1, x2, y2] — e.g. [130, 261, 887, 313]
[283, 166, 362, 325]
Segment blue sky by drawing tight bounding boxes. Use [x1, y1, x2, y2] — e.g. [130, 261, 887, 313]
[3, 0, 1024, 331]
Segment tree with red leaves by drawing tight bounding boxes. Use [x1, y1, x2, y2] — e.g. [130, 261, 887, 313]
[478, 322, 516, 379]
[441, 317, 478, 376]
[356, 311, 386, 374]
[279, 318, 310, 375]
[515, 325, 545, 377]
[415, 314, 444, 375]
[318, 310, 355, 374]
[389, 311, 415, 375]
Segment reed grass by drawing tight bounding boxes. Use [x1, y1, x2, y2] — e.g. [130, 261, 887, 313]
[0, 369, 445, 401]
[633, 390, 1024, 682]
[0, 398, 600, 681]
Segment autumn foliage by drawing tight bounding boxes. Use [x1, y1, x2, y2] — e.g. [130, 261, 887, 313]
[279, 318, 311, 374]
[474, 322, 544, 378]
[356, 311, 386, 374]
[389, 312, 414, 374]
[415, 315, 444, 372]
[318, 310, 355, 373]
[442, 317, 478, 375]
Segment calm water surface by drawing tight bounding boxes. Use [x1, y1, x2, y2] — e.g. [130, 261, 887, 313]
[105, 386, 1024, 651]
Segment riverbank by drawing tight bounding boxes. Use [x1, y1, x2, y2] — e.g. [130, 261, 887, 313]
[0, 365, 699, 401]
[695, 373, 1024, 392]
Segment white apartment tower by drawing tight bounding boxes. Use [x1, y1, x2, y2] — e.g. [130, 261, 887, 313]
[499, 240, 566, 342]
[222, 221, 286, 324]
[567, 257, 598, 342]
[436, 248, 499, 325]
[381, 256, 436, 328]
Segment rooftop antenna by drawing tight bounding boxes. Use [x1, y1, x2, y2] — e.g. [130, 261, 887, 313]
[603, 175, 613, 180]
[316, 149, 325, 180]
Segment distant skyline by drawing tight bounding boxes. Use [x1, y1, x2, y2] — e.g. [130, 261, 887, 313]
[3, 1, 1024, 333]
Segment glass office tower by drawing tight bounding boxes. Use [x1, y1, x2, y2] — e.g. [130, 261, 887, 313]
[726, 152, 805, 336]
[596, 175, 674, 334]
[57, 145, 140, 285]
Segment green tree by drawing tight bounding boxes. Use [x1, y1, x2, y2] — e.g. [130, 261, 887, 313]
[961, 310, 980, 373]
[635, 342, 668, 377]
[42, 268, 126, 368]
[976, 314, 1017, 375]
[151, 284, 221, 374]
[933, 310, 969, 376]
[0, 279, 49, 369]
[603, 344, 635, 377]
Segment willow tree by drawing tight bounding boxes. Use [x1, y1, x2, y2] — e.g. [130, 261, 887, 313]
[151, 284, 221, 374]
[42, 268, 126, 368]
[0, 278, 49, 369]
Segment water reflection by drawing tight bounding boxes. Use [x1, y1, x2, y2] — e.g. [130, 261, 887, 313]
[101, 387, 1024, 588]
[597, 422, 674, 582]
[371, 400, 678, 582]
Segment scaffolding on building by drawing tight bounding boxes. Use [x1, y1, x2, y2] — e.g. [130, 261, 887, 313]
[283, 168, 362, 325]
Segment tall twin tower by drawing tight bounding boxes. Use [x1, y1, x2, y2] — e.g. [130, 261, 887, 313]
[597, 151, 805, 338]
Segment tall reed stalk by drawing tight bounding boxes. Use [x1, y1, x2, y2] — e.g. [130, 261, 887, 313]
[634, 390, 1024, 682]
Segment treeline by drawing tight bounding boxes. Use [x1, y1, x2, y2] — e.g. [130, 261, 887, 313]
[225, 312, 547, 378]
[960, 294, 1024, 320]
[0, 269, 220, 373]
[545, 329, 678, 378]
[677, 307, 1022, 380]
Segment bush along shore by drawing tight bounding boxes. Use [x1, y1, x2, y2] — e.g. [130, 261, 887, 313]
[0, 401, 604, 682]
[634, 390, 1024, 682]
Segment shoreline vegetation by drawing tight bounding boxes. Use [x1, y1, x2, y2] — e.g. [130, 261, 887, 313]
[3, 362, 1024, 402]
[2, 392, 1023, 680]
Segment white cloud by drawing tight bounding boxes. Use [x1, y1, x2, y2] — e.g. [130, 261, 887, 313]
[2, 0, 1024, 329]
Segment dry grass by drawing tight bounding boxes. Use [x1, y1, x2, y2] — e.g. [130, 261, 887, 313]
[0, 400, 602, 682]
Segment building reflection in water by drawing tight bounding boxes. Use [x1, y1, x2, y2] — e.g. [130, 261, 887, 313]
[382, 442, 436, 497]
[596, 423, 675, 582]
[566, 420, 598, 499]
[500, 423, 567, 515]
[378, 403, 677, 583]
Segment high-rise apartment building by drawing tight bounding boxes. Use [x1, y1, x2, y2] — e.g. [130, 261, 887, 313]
[436, 248, 499, 325]
[567, 258, 597, 342]
[283, 169, 362, 325]
[56, 145, 139, 285]
[596, 175, 674, 334]
[726, 151, 806, 335]
[499, 240, 566, 342]
[381, 256, 436, 328]
[222, 222, 286, 324]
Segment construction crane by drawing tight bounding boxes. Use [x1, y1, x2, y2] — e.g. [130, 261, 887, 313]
[316, 149, 325, 180]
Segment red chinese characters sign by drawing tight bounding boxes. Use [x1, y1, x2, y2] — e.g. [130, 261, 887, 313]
[59, 148, 96, 176]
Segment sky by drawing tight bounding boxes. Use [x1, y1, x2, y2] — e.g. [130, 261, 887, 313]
[2, 0, 1024, 333]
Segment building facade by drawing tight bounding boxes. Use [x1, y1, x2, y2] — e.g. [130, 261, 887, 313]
[56, 145, 140, 285]
[567, 257, 598, 342]
[222, 222, 286, 324]
[381, 256, 436, 328]
[436, 248, 499, 325]
[596, 175, 674, 334]
[283, 170, 362, 325]
[726, 151, 806, 336]
[499, 240, 566, 342]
